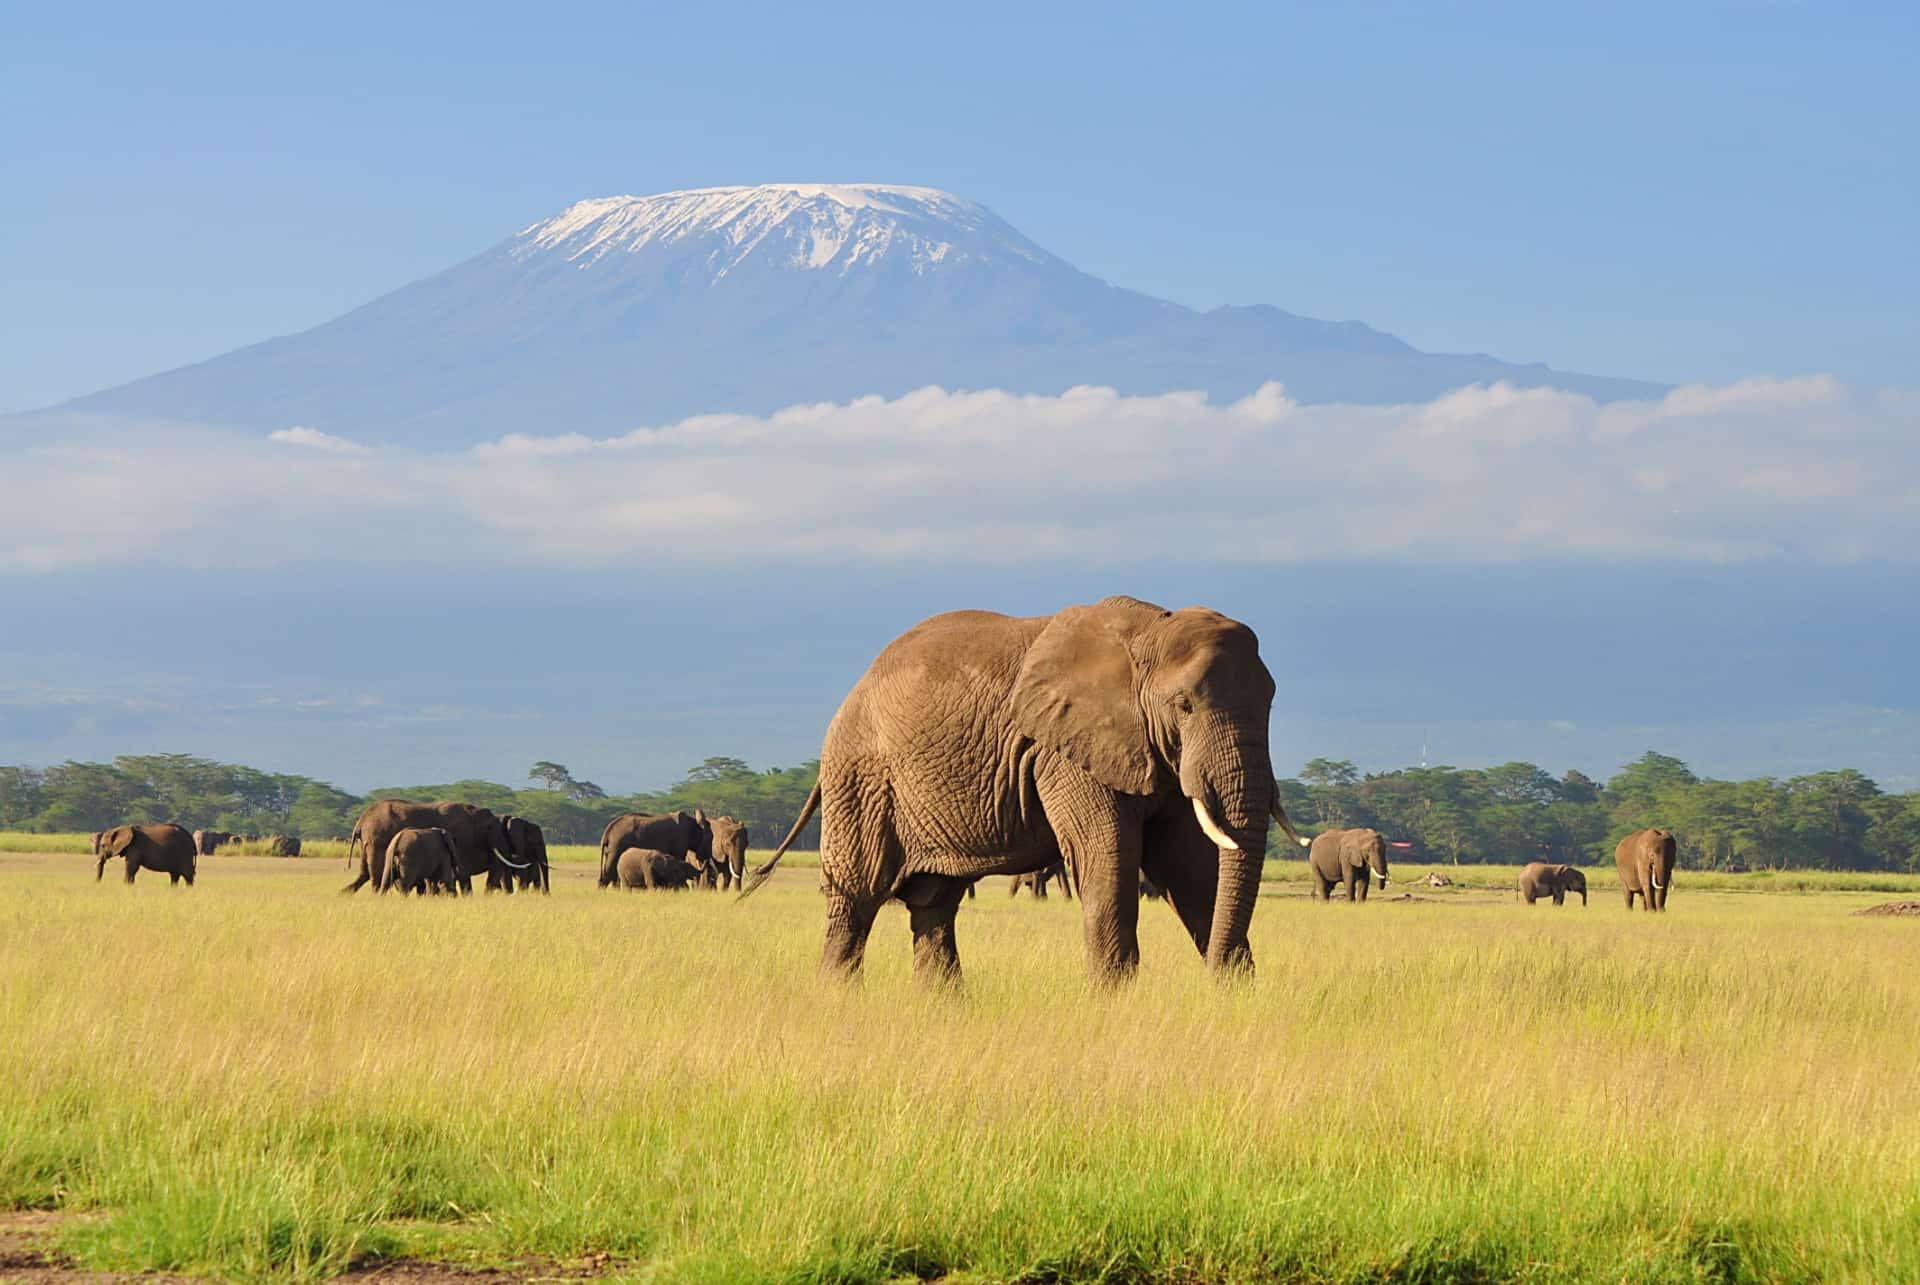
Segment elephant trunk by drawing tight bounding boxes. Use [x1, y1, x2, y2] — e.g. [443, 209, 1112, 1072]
[1181, 717, 1271, 974]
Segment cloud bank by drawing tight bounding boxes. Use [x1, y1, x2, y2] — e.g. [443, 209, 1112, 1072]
[3, 377, 1914, 572]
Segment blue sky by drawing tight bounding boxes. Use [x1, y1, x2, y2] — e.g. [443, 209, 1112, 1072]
[4, 0, 1915, 413]
[3, 2, 1916, 793]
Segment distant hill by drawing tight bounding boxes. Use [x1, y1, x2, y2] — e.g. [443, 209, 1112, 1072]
[45, 183, 1663, 446]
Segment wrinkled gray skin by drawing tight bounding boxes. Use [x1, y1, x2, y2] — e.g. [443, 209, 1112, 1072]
[1307, 827, 1390, 901]
[599, 811, 713, 886]
[703, 817, 750, 890]
[95, 823, 197, 885]
[1616, 829, 1676, 911]
[379, 827, 460, 895]
[344, 800, 514, 894]
[743, 597, 1312, 986]
[613, 848, 701, 890]
[1517, 861, 1587, 906]
[1009, 858, 1073, 900]
[496, 815, 551, 893]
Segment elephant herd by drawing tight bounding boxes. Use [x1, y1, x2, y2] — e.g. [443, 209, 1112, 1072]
[82, 598, 1690, 992]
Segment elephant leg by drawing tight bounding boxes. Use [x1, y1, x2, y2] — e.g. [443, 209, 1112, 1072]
[1624, 888, 1636, 909]
[1553, 890, 1564, 906]
[1038, 769, 1143, 982]
[901, 874, 969, 989]
[1343, 870, 1358, 901]
[1355, 870, 1370, 902]
[820, 891, 879, 977]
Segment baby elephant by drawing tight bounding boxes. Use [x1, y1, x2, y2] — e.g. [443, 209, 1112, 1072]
[1008, 858, 1073, 899]
[380, 827, 460, 895]
[613, 847, 701, 890]
[1308, 827, 1390, 901]
[1517, 862, 1586, 906]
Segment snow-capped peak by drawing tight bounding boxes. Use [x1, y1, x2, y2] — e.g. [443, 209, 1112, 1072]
[513, 183, 1058, 279]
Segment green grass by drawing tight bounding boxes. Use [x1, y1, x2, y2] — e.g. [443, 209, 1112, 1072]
[1, 846, 1916, 1282]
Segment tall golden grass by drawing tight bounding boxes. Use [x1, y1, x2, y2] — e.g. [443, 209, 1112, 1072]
[0, 848, 1914, 1281]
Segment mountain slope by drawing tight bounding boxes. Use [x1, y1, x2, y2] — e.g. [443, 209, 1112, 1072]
[52, 183, 1662, 445]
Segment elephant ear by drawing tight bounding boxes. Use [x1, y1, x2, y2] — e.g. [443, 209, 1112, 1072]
[1009, 602, 1160, 797]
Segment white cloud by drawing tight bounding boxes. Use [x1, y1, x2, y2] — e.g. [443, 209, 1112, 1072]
[2, 378, 1915, 572]
[268, 425, 370, 454]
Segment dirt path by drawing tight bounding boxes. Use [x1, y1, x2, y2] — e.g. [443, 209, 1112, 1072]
[0, 1213, 613, 1283]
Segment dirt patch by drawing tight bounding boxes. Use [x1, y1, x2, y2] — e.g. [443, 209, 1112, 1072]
[339, 1254, 615, 1283]
[0, 1210, 191, 1284]
[1854, 899, 1920, 917]
[0, 1213, 613, 1283]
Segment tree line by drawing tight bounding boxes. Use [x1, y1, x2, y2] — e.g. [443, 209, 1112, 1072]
[1276, 752, 1920, 873]
[2, 750, 1916, 871]
[0, 754, 821, 849]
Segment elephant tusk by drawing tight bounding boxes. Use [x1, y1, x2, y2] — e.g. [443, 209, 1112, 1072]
[1192, 798, 1241, 852]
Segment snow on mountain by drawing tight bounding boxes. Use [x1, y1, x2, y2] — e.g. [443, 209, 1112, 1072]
[517, 184, 1057, 278]
[39, 182, 1664, 446]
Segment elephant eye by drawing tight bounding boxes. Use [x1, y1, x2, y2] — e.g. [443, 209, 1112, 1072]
[1174, 694, 1194, 716]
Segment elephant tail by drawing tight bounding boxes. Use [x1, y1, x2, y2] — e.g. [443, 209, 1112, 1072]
[1270, 795, 1312, 848]
[738, 783, 821, 901]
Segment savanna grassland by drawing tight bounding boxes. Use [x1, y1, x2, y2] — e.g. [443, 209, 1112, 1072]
[2, 846, 1917, 1283]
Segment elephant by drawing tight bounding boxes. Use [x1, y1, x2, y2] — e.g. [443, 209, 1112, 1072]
[1616, 828, 1676, 911]
[265, 834, 301, 857]
[192, 830, 234, 856]
[741, 597, 1312, 985]
[90, 831, 105, 856]
[705, 816, 750, 890]
[1009, 858, 1073, 900]
[343, 801, 514, 894]
[95, 823, 197, 885]
[496, 815, 552, 893]
[612, 848, 701, 890]
[1307, 827, 1390, 901]
[379, 827, 460, 895]
[1517, 861, 1586, 906]
[598, 811, 714, 887]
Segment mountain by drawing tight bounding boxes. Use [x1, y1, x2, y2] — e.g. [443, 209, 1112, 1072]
[46, 183, 1662, 446]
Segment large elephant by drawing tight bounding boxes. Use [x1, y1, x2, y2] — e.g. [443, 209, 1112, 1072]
[379, 827, 460, 895]
[1009, 858, 1073, 899]
[343, 801, 513, 894]
[705, 816, 750, 890]
[95, 823, 197, 885]
[1307, 827, 1389, 901]
[598, 811, 713, 886]
[743, 597, 1311, 984]
[1616, 829, 1676, 911]
[497, 815, 551, 893]
[611, 848, 701, 890]
[1517, 861, 1586, 906]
